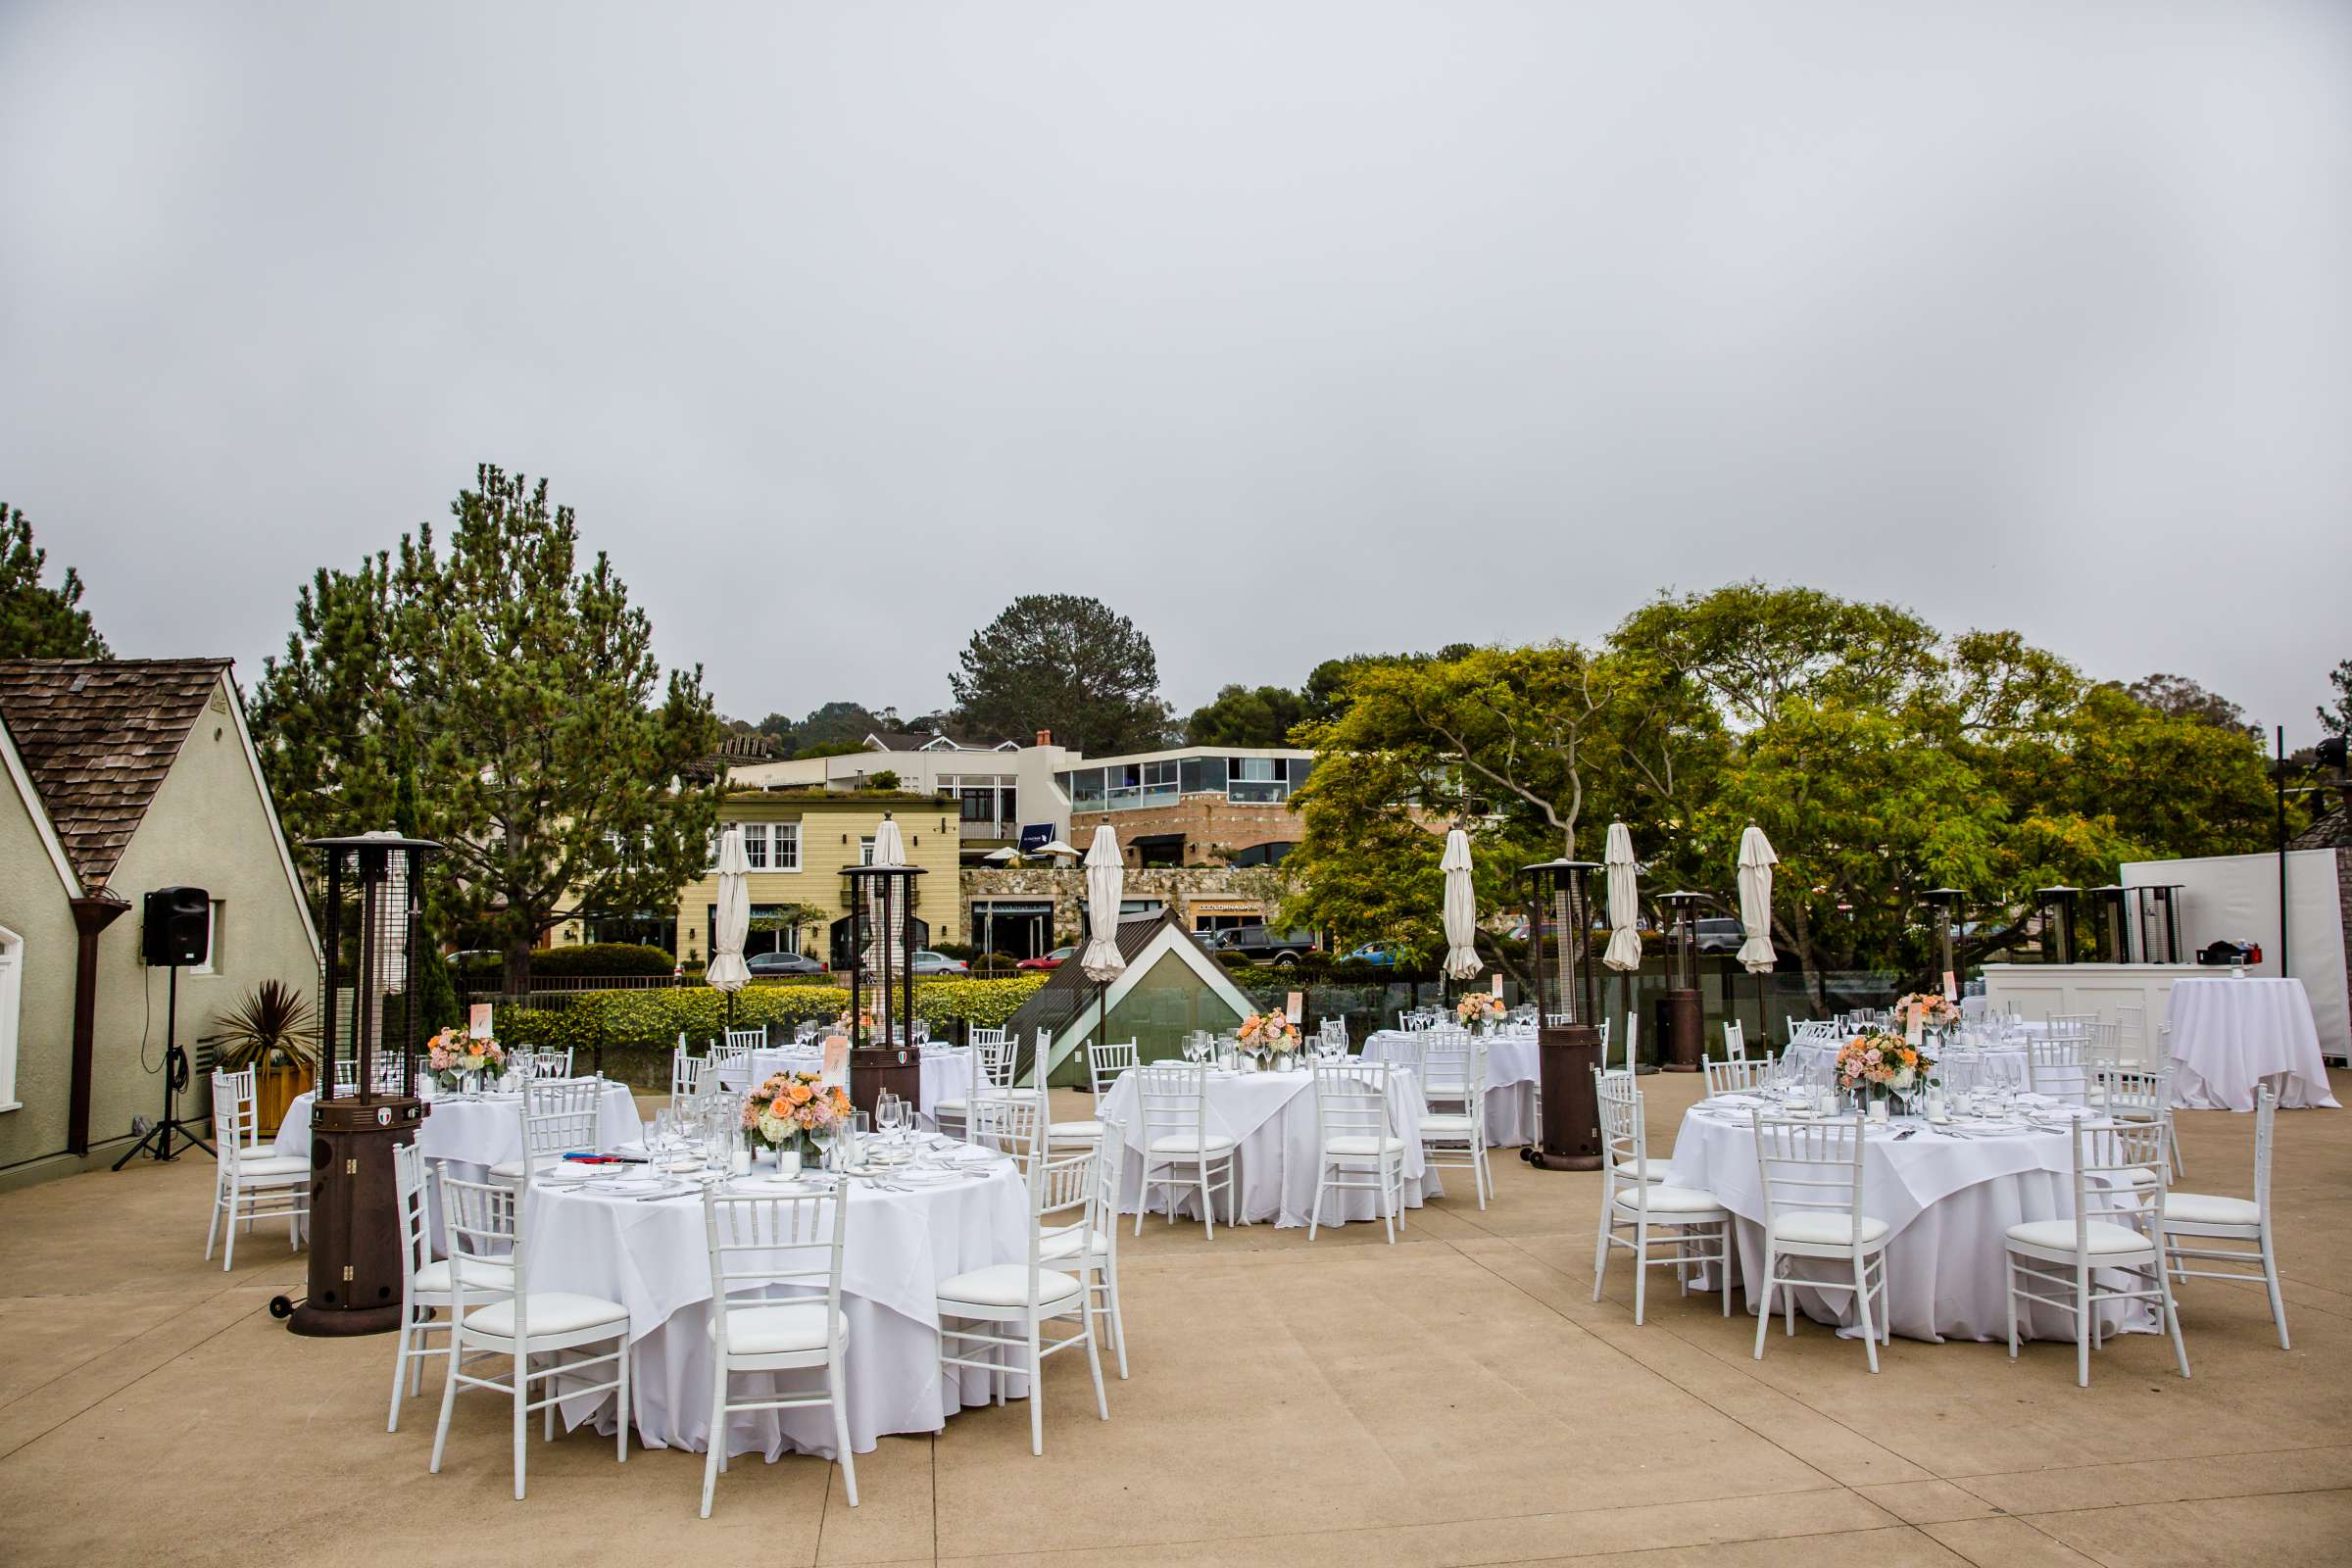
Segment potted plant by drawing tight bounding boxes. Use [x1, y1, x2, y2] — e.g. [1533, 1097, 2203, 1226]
[203, 980, 321, 1135]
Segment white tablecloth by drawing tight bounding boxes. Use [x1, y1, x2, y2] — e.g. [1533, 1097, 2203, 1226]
[526, 1152, 1030, 1459]
[1361, 1029, 1539, 1146]
[1097, 1064, 1439, 1228]
[713, 1049, 975, 1118]
[1666, 1100, 2147, 1344]
[274, 1082, 643, 1172]
[2166, 977, 2339, 1111]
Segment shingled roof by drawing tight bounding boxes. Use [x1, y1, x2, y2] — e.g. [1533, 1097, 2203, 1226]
[0, 658, 231, 889]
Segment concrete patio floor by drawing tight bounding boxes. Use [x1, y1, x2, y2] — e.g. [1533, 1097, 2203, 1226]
[1, 1071, 2346, 1568]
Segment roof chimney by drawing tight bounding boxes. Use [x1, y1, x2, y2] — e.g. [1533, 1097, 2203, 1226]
[1035, 729, 1052, 748]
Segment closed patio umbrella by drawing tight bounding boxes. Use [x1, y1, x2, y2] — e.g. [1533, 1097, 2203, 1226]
[1441, 828, 1481, 981]
[1080, 826, 1127, 982]
[1737, 824, 1779, 974]
[707, 826, 751, 1025]
[1603, 821, 1642, 972]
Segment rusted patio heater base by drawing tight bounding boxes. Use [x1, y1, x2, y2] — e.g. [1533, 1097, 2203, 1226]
[288, 1099, 425, 1338]
[851, 1043, 922, 1120]
[1527, 1024, 1602, 1170]
[1660, 988, 1703, 1071]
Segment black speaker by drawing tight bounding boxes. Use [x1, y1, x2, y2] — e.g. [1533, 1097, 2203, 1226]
[143, 887, 211, 967]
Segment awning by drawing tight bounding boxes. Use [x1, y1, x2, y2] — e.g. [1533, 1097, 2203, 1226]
[1133, 832, 1185, 852]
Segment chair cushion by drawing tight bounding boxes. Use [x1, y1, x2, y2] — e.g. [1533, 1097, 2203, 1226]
[1323, 1134, 1406, 1157]
[720, 1301, 846, 1354]
[1147, 1133, 1237, 1154]
[229, 1153, 311, 1180]
[2006, 1219, 2156, 1255]
[1048, 1120, 1103, 1142]
[936, 1263, 1084, 1307]
[932, 1099, 967, 1115]
[486, 1155, 564, 1179]
[1418, 1113, 1478, 1136]
[466, 1292, 629, 1340]
[413, 1255, 514, 1296]
[2163, 1192, 2261, 1227]
[1040, 1228, 1105, 1263]
[1614, 1184, 1723, 1214]
[1771, 1211, 1890, 1248]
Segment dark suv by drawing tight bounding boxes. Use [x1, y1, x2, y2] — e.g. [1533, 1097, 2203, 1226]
[1207, 925, 1320, 966]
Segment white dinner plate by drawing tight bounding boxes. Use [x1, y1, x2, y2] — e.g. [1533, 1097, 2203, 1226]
[540, 1164, 600, 1184]
[594, 1174, 685, 1198]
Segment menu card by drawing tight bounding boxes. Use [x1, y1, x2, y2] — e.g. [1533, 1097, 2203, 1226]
[820, 1035, 850, 1088]
[1489, 973, 1503, 997]
[467, 1003, 494, 1040]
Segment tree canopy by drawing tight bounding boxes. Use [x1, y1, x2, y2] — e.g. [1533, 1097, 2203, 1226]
[949, 593, 1171, 754]
[1183, 683, 1309, 748]
[250, 466, 723, 988]
[0, 502, 109, 659]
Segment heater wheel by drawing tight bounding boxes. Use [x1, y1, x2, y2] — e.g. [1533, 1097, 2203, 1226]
[268, 1295, 298, 1320]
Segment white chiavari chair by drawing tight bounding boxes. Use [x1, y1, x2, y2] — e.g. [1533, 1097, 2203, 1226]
[1703, 1057, 1771, 1098]
[1308, 1058, 1407, 1243]
[428, 1169, 632, 1498]
[1418, 1035, 1490, 1208]
[1723, 1019, 1747, 1060]
[935, 1137, 1109, 1455]
[490, 1077, 604, 1181]
[1751, 1113, 1891, 1371]
[670, 1044, 710, 1105]
[1593, 1070, 1732, 1324]
[699, 1184, 854, 1515]
[205, 1067, 309, 1270]
[387, 1140, 511, 1431]
[2006, 1119, 2190, 1387]
[2026, 1036, 2089, 1102]
[2164, 1085, 2287, 1348]
[1042, 1115, 1129, 1379]
[1131, 1061, 1237, 1236]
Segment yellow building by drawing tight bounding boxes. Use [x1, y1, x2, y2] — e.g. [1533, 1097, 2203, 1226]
[666, 791, 963, 968]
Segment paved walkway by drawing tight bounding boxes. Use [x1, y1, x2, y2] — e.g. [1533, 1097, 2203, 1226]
[1, 1071, 2346, 1566]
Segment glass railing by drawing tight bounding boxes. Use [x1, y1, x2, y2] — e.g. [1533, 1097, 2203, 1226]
[1227, 780, 1292, 804]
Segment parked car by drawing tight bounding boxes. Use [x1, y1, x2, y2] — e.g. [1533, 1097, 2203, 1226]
[1343, 941, 1406, 967]
[1208, 925, 1321, 966]
[1692, 917, 1746, 955]
[910, 950, 969, 976]
[1017, 946, 1077, 972]
[746, 950, 826, 976]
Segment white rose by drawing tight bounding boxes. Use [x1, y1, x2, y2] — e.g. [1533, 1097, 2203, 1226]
[1893, 1068, 1915, 1090]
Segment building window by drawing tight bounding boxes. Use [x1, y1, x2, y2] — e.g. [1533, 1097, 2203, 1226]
[0, 925, 21, 1112]
[193, 900, 225, 974]
[1226, 841, 1297, 868]
[724, 821, 802, 871]
[1229, 757, 1289, 804]
[859, 836, 875, 866]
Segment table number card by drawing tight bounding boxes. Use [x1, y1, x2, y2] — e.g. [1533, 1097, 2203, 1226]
[468, 1003, 494, 1040]
[1489, 973, 1503, 997]
[1905, 1009, 1924, 1047]
[1942, 970, 1958, 1004]
[820, 1035, 850, 1088]
[1285, 991, 1302, 1024]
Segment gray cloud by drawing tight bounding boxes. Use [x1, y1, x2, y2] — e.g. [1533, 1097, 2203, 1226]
[4, 1, 2348, 739]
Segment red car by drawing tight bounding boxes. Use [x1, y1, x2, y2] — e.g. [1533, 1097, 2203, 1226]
[1017, 945, 1077, 972]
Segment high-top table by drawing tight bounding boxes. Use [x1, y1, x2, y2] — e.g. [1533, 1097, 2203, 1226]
[2166, 977, 2338, 1111]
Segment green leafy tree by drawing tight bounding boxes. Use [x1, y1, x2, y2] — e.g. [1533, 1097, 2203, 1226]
[2321, 659, 2352, 741]
[0, 502, 109, 659]
[1184, 683, 1308, 747]
[2123, 672, 2256, 736]
[1613, 582, 1940, 727]
[252, 465, 724, 990]
[950, 594, 1171, 754]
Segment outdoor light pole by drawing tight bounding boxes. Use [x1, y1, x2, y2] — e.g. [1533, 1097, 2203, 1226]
[1659, 891, 1704, 1072]
[1522, 858, 1603, 1171]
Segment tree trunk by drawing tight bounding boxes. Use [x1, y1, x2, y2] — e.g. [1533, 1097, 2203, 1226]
[501, 927, 536, 995]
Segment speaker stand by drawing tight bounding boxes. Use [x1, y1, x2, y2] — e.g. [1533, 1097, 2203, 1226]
[113, 965, 214, 1167]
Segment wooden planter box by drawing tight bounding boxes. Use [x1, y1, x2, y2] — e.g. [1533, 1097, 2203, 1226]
[255, 1061, 317, 1137]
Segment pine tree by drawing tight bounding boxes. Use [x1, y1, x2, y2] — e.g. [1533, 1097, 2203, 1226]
[0, 503, 109, 659]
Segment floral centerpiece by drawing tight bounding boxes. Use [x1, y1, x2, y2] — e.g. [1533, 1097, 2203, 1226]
[1836, 1032, 1933, 1109]
[1892, 992, 1959, 1033]
[1455, 992, 1507, 1029]
[833, 1008, 877, 1045]
[425, 1027, 506, 1093]
[1238, 1011, 1301, 1065]
[741, 1069, 855, 1159]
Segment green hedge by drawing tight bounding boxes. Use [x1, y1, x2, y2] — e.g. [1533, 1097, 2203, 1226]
[459, 943, 676, 979]
[493, 975, 1048, 1053]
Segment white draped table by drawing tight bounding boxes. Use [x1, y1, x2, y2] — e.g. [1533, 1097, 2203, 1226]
[1361, 1029, 1539, 1146]
[1784, 1034, 2034, 1096]
[2166, 977, 2339, 1111]
[526, 1152, 1030, 1459]
[1666, 1099, 2148, 1344]
[1097, 1063, 1440, 1228]
[273, 1081, 642, 1174]
[713, 1048, 975, 1118]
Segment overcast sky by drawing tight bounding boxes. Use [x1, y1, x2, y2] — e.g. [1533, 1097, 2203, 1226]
[4, 2, 2348, 743]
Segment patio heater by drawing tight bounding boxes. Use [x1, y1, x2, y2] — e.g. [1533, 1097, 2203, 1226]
[1521, 858, 1602, 1171]
[2088, 884, 2132, 963]
[1657, 891, 1705, 1072]
[1922, 888, 1965, 991]
[2034, 886, 2081, 966]
[2131, 884, 2186, 965]
[841, 857, 923, 1119]
[284, 832, 436, 1338]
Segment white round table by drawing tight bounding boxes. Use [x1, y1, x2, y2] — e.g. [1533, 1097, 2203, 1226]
[1361, 1029, 1539, 1146]
[2166, 977, 2339, 1111]
[526, 1148, 1030, 1459]
[1096, 1062, 1439, 1228]
[273, 1081, 643, 1173]
[1665, 1098, 2147, 1344]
